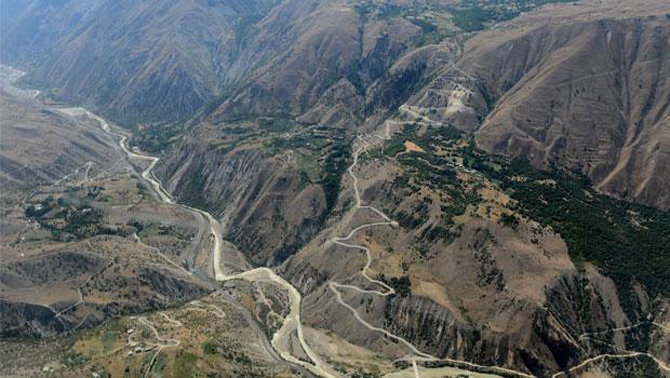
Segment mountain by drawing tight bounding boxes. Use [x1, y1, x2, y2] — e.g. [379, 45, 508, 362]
[1, 0, 670, 377]
[208, 0, 427, 126]
[0, 66, 120, 189]
[461, 15, 670, 210]
[0, 0, 277, 125]
[1, 0, 462, 127]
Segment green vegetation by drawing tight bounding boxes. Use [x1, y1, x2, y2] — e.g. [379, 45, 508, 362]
[353, 0, 455, 47]
[409, 18, 437, 33]
[468, 153, 670, 317]
[25, 200, 52, 218]
[355, 0, 575, 35]
[385, 124, 475, 237]
[202, 338, 218, 355]
[101, 331, 118, 351]
[262, 127, 351, 220]
[25, 188, 131, 241]
[352, 372, 381, 378]
[385, 122, 461, 156]
[396, 201, 429, 230]
[379, 274, 412, 297]
[174, 351, 199, 377]
[475, 246, 504, 291]
[384, 122, 668, 317]
[60, 351, 89, 367]
[451, 7, 490, 32]
[257, 116, 293, 133]
[130, 122, 184, 154]
[217, 338, 253, 367]
[153, 353, 169, 375]
[257, 126, 353, 262]
[321, 141, 351, 219]
[378, 127, 469, 253]
[353, 1, 404, 19]
[451, 0, 574, 32]
[607, 354, 663, 378]
[499, 213, 519, 230]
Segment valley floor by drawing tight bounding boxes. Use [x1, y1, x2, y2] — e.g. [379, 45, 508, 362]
[1, 65, 669, 378]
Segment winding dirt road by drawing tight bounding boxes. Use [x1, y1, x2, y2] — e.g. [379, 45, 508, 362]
[57, 107, 338, 378]
[325, 136, 535, 378]
[54, 106, 670, 378]
[137, 316, 180, 378]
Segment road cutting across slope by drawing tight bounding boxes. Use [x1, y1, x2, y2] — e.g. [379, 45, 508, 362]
[325, 134, 536, 378]
[56, 107, 338, 378]
[55, 106, 667, 378]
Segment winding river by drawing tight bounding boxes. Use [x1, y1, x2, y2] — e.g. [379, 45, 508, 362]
[3, 61, 666, 377]
[55, 107, 339, 378]
[51, 105, 668, 378]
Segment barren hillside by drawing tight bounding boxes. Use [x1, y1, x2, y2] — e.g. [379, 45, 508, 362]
[461, 15, 670, 209]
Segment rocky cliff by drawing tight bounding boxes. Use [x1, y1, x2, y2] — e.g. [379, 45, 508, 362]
[156, 139, 327, 266]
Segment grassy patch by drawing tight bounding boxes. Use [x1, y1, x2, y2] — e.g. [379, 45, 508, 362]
[174, 351, 199, 377]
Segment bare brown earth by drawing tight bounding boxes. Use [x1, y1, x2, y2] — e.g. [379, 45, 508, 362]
[404, 141, 425, 153]
[0, 80, 214, 339]
[0, 90, 121, 189]
[0, 168, 213, 338]
[0, 289, 301, 378]
[281, 130, 670, 376]
[459, 6, 670, 209]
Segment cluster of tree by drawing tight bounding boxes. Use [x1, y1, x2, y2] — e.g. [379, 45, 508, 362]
[379, 274, 412, 297]
[384, 124, 474, 243]
[469, 154, 670, 318]
[130, 122, 183, 154]
[257, 117, 293, 132]
[395, 201, 430, 229]
[353, 0, 404, 19]
[451, 0, 573, 32]
[499, 213, 519, 230]
[25, 201, 52, 218]
[320, 140, 352, 220]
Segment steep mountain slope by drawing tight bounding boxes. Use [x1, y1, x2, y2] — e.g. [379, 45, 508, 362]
[0, 67, 213, 339]
[460, 15, 670, 209]
[150, 0, 461, 264]
[1, 0, 460, 128]
[277, 124, 670, 376]
[0, 66, 121, 189]
[156, 138, 329, 266]
[1, 0, 276, 125]
[210, 0, 424, 126]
